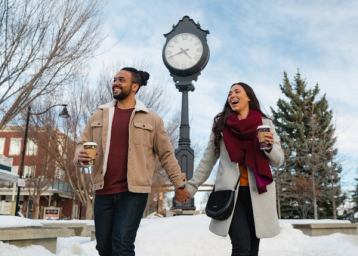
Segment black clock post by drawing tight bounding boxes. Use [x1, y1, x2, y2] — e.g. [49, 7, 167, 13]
[162, 16, 210, 211]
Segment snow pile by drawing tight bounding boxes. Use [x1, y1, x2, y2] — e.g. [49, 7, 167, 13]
[262, 222, 358, 256]
[41, 219, 94, 225]
[0, 215, 357, 256]
[0, 216, 42, 228]
[0, 241, 52, 256]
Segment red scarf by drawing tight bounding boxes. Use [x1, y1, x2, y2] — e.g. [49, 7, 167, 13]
[223, 110, 272, 193]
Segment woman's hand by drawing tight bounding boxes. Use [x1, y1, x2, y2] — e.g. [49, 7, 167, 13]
[259, 131, 274, 152]
[175, 187, 191, 203]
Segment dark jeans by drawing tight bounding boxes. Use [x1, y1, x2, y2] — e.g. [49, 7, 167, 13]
[229, 186, 260, 256]
[94, 192, 148, 256]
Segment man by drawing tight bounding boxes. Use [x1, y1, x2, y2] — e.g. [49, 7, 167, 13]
[73, 67, 190, 256]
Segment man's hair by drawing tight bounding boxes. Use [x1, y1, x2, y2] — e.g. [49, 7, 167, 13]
[121, 67, 150, 90]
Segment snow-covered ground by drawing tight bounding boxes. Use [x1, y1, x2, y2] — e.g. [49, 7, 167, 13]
[1, 215, 357, 256]
[0, 215, 43, 228]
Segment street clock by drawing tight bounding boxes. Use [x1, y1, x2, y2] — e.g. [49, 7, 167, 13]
[163, 16, 210, 91]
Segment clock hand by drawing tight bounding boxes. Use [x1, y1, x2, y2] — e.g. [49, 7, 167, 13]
[168, 48, 189, 58]
[168, 51, 184, 58]
[180, 48, 192, 59]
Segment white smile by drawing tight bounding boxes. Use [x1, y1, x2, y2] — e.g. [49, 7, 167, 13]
[230, 99, 240, 105]
[113, 87, 122, 94]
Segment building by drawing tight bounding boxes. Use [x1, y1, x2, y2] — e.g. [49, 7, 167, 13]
[0, 155, 17, 182]
[0, 155, 18, 215]
[0, 126, 80, 219]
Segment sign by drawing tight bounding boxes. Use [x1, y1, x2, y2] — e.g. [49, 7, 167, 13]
[0, 201, 15, 215]
[43, 207, 61, 220]
[17, 178, 26, 187]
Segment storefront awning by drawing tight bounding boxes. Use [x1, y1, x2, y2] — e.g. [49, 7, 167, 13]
[0, 164, 18, 182]
[0, 163, 11, 172]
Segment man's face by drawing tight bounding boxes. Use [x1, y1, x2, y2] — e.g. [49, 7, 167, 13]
[112, 70, 138, 101]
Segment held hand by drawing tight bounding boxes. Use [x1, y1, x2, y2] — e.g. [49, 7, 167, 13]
[175, 187, 191, 203]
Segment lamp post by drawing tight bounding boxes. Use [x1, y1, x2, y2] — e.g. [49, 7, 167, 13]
[14, 104, 69, 216]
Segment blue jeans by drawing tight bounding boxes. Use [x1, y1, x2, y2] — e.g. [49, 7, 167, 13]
[94, 192, 148, 256]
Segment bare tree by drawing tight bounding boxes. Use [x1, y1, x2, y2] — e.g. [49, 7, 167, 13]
[0, 0, 103, 128]
[30, 93, 95, 219]
[21, 107, 63, 219]
[61, 84, 95, 219]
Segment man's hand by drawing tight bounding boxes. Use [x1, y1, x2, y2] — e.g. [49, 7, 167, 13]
[175, 187, 191, 203]
[74, 146, 91, 166]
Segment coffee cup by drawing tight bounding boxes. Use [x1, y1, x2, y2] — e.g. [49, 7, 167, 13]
[83, 142, 97, 166]
[257, 125, 271, 150]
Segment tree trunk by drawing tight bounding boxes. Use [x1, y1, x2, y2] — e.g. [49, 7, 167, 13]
[312, 174, 318, 219]
[85, 199, 93, 219]
[332, 196, 337, 219]
[33, 196, 41, 219]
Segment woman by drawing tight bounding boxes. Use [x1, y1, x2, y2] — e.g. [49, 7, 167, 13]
[185, 82, 284, 256]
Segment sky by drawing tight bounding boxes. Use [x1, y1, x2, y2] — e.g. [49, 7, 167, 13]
[87, 0, 358, 193]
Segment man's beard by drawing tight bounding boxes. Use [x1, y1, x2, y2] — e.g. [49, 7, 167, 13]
[113, 88, 130, 101]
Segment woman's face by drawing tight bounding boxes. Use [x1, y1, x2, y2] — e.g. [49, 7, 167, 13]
[228, 84, 250, 113]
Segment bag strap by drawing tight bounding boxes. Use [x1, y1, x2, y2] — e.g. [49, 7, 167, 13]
[234, 175, 240, 190]
[213, 173, 241, 191]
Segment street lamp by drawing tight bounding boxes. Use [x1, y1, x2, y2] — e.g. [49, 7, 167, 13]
[14, 104, 70, 216]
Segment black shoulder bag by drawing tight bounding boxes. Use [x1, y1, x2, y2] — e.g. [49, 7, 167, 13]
[205, 177, 240, 220]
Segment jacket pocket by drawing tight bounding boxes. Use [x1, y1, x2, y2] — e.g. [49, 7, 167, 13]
[133, 122, 153, 131]
[133, 122, 153, 146]
[90, 121, 102, 142]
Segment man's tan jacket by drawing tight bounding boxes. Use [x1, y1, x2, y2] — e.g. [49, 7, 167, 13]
[74, 99, 186, 192]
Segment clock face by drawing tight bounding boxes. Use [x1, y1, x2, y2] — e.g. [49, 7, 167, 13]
[164, 33, 204, 70]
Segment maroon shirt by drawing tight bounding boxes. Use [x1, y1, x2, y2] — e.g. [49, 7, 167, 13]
[96, 107, 134, 195]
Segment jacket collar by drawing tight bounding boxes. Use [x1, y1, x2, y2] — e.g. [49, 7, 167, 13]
[98, 98, 149, 113]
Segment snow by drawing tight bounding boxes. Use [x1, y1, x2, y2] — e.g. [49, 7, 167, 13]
[0, 242, 52, 256]
[1, 215, 358, 256]
[279, 219, 351, 224]
[41, 219, 94, 225]
[0, 216, 94, 228]
[0, 216, 42, 228]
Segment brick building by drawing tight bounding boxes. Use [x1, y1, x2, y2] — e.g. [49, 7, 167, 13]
[0, 127, 80, 219]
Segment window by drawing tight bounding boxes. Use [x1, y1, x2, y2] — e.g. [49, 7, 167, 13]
[23, 166, 35, 178]
[9, 138, 22, 155]
[26, 139, 38, 156]
[12, 166, 18, 175]
[55, 168, 65, 180]
[0, 137, 5, 155]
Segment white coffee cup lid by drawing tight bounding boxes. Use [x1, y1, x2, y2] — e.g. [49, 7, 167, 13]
[257, 125, 270, 129]
[83, 142, 97, 146]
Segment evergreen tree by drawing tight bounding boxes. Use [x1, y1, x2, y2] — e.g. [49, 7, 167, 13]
[271, 71, 343, 219]
[352, 170, 358, 214]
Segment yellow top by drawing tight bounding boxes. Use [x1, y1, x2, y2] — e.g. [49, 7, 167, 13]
[239, 165, 249, 186]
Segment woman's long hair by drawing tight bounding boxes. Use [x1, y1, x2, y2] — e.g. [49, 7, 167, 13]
[212, 82, 267, 155]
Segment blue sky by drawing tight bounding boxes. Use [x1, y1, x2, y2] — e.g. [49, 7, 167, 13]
[88, 0, 358, 193]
